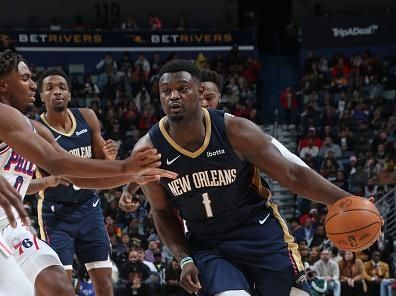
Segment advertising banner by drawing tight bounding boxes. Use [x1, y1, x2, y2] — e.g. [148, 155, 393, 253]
[0, 30, 255, 52]
[301, 15, 394, 48]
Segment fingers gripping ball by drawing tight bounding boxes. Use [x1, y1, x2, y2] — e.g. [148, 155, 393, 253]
[325, 196, 382, 252]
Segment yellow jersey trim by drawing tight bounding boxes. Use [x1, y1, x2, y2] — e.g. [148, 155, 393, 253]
[251, 166, 272, 200]
[35, 169, 46, 241]
[40, 109, 77, 137]
[270, 202, 304, 272]
[159, 108, 211, 158]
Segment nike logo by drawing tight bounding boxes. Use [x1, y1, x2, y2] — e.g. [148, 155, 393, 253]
[166, 155, 180, 165]
[54, 135, 62, 141]
[259, 213, 270, 225]
[93, 199, 100, 207]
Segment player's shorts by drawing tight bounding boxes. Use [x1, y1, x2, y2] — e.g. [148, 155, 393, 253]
[1, 219, 62, 284]
[39, 195, 111, 270]
[187, 202, 311, 296]
[0, 236, 34, 296]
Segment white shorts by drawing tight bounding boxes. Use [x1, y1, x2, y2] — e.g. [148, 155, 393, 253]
[0, 236, 34, 296]
[1, 219, 62, 284]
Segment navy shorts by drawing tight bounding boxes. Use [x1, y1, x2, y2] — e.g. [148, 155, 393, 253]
[187, 202, 311, 296]
[39, 196, 110, 267]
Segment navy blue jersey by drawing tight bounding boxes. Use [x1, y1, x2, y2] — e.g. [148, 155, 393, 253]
[148, 108, 271, 237]
[38, 108, 96, 203]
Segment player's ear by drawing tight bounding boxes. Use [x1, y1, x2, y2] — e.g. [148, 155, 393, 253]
[0, 79, 8, 95]
[40, 92, 45, 103]
[199, 85, 204, 97]
[66, 90, 72, 103]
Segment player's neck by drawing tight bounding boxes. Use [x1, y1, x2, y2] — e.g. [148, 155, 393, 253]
[167, 111, 205, 150]
[45, 109, 72, 131]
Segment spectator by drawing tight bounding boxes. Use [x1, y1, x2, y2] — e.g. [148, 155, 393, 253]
[308, 246, 321, 266]
[298, 126, 322, 152]
[175, 15, 189, 30]
[364, 251, 390, 296]
[121, 16, 139, 30]
[338, 251, 367, 296]
[0, 34, 16, 52]
[364, 177, 379, 198]
[280, 86, 297, 126]
[118, 52, 133, 73]
[49, 17, 61, 31]
[119, 250, 151, 282]
[136, 247, 156, 273]
[311, 224, 327, 248]
[313, 248, 341, 296]
[380, 270, 396, 296]
[300, 138, 320, 159]
[125, 274, 151, 296]
[147, 14, 162, 30]
[96, 52, 118, 73]
[165, 258, 184, 296]
[81, 75, 100, 98]
[144, 240, 160, 263]
[195, 53, 208, 69]
[294, 215, 315, 247]
[134, 54, 151, 79]
[318, 137, 342, 158]
[72, 16, 89, 30]
[306, 268, 328, 296]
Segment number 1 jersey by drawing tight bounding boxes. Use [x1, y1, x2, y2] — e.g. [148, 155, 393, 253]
[148, 108, 271, 237]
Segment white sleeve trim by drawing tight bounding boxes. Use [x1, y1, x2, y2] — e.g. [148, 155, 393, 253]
[270, 137, 309, 168]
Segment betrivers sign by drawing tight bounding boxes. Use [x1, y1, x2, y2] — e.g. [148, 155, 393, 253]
[331, 24, 379, 38]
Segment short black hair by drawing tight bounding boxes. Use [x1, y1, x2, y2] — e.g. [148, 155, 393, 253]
[0, 50, 26, 78]
[200, 69, 223, 92]
[38, 68, 71, 91]
[158, 59, 201, 81]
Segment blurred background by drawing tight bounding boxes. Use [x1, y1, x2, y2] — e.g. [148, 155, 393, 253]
[1, 0, 395, 295]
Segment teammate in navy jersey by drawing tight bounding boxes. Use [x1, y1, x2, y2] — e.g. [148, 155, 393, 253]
[25, 68, 118, 296]
[129, 59, 363, 296]
[0, 49, 176, 296]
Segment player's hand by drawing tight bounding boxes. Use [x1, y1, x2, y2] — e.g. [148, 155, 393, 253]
[103, 139, 118, 160]
[122, 147, 161, 175]
[45, 176, 69, 188]
[119, 190, 140, 212]
[0, 176, 31, 228]
[131, 168, 178, 184]
[179, 262, 202, 294]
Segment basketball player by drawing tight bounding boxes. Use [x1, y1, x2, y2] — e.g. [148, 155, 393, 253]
[131, 59, 360, 296]
[0, 49, 176, 296]
[119, 69, 308, 213]
[28, 68, 124, 296]
[0, 176, 34, 296]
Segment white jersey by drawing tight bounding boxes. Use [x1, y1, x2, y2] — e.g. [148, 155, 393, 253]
[0, 118, 62, 285]
[0, 120, 36, 225]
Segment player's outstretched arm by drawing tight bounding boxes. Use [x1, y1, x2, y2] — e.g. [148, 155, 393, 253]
[225, 115, 350, 206]
[0, 104, 159, 178]
[0, 175, 30, 227]
[30, 120, 177, 188]
[26, 176, 69, 195]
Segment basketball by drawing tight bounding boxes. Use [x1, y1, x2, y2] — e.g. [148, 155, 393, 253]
[325, 196, 382, 252]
